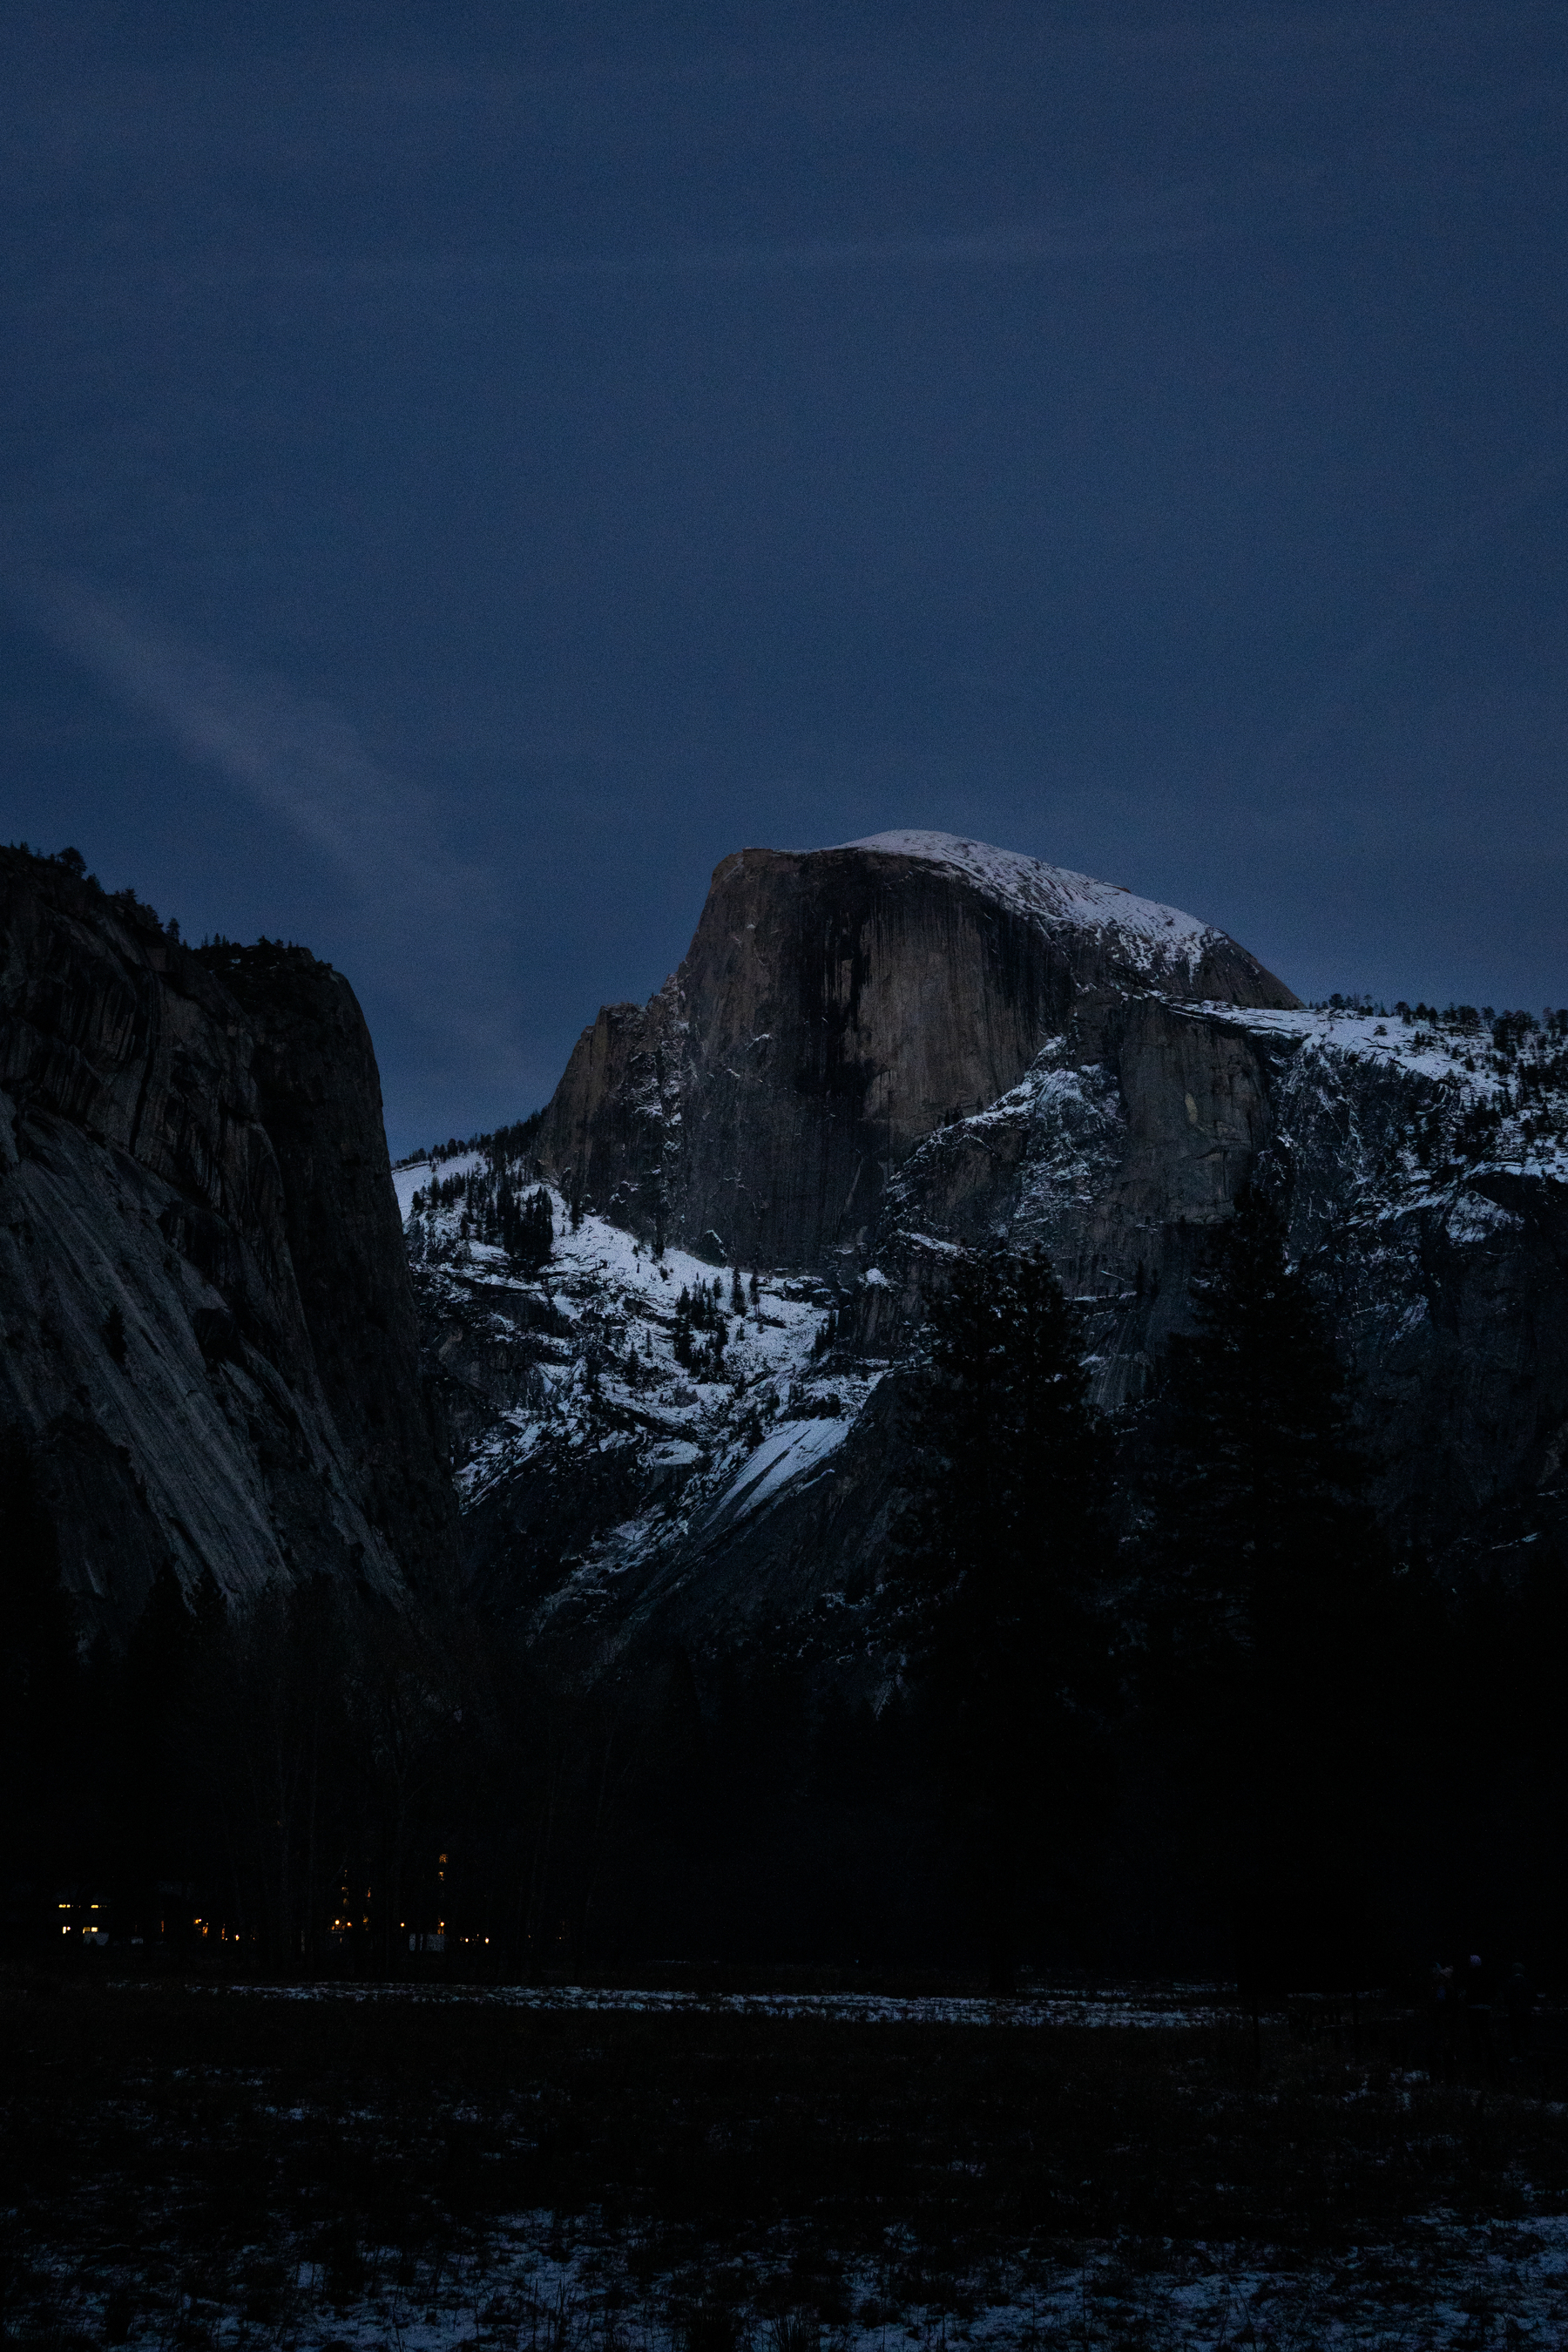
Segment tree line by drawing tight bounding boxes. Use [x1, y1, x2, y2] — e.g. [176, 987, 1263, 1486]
[5, 1192, 1567, 1989]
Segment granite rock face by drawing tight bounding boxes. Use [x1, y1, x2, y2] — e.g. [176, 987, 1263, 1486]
[533, 833, 1298, 1272]
[0, 848, 458, 1639]
[429, 837, 1568, 1672]
[855, 994, 1568, 1556]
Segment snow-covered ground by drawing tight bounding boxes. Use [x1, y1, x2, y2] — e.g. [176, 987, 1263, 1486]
[258, 2213, 1568, 2352]
[179, 1980, 1249, 2030]
[35, 2194, 1568, 2349]
[391, 1150, 485, 1219]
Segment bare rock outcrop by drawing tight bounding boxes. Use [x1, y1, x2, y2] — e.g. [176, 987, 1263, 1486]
[534, 832, 1297, 1270]
[855, 994, 1568, 1558]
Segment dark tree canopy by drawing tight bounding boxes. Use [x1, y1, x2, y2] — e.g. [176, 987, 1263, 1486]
[892, 1244, 1113, 1986]
[1145, 1183, 1395, 1987]
[1152, 1181, 1374, 1661]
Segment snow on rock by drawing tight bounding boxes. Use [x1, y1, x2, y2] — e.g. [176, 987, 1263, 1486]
[409, 975, 1568, 1640]
[1195, 1000, 1568, 1186]
[700, 1413, 853, 1536]
[408, 1163, 877, 1626]
[392, 1152, 485, 1219]
[841, 829, 1218, 970]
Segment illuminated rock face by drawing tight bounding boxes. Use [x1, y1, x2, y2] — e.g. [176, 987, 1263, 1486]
[533, 835, 1299, 1271]
[0, 847, 457, 1638]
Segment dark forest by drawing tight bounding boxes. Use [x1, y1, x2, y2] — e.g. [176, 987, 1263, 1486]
[5, 1190, 1560, 1999]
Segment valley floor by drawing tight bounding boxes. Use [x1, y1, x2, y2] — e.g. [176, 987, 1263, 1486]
[5, 1979, 1568, 2349]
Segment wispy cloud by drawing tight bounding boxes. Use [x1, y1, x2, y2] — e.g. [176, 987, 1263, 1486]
[16, 574, 522, 1076]
[239, 193, 1220, 288]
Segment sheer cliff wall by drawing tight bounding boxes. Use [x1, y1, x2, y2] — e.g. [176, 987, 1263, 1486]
[0, 848, 458, 1638]
[534, 839, 1299, 1270]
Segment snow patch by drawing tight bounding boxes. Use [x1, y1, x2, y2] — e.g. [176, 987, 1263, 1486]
[392, 1152, 484, 1218]
[703, 1414, 852, 1532]
[836, 830, 1218, 970]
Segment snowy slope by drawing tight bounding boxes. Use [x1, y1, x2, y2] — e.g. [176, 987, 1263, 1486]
[391, 1152, 485, 1220]
[841, 830, 1218, 973]
[406, 1167, 882, 1641]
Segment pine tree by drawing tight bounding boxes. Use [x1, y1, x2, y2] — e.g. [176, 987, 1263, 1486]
[1146, 1182, 1389, 1985]
[112, 1563, 200, 1919]
[889, 1245, 1112, 1990]
[1153, 1184, 1369, 1659]
[510, 1186, 553, 1273]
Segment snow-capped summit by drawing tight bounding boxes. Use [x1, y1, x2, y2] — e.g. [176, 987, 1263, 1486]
[530, 832, 1298, 1277]
[838, 831, 1217, 973]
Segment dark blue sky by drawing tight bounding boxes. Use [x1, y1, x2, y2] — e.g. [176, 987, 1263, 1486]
[4, 2, 1567, 1153]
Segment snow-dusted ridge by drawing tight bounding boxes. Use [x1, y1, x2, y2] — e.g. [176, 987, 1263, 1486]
[1189, 998, 1568, 1184]
[836, 829, 1218, 969]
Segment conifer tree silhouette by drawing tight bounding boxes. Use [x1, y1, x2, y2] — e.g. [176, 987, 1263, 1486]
[890, 1245, 1111, 1990]
[1149, 1181, 1389, 1986]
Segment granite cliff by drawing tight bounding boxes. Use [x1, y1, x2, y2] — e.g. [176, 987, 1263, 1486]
[533, 832, 1298, 1271]
[11, 821, 1558, 1674]
[0, 846, 458, 1639]
[410, 832, 1568, 1681]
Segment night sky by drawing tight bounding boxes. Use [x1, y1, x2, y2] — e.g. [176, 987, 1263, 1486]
[4, 3, 1567, 1154]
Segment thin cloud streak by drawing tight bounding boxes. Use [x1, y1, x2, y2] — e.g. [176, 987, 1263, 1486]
[16, 576, 523, 1078]
[253, 200, 1220, 286]
[20, 192, 1224, 308]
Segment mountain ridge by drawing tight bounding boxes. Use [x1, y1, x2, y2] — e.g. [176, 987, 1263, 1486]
[409, 834, 1568, 1680]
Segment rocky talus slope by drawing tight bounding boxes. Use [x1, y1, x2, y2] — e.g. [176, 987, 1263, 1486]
[0, 848, 457, 1637]
[410, 834, 1568, 1681]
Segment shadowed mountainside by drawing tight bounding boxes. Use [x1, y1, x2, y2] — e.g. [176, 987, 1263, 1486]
[0, 846, 458, 1639]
